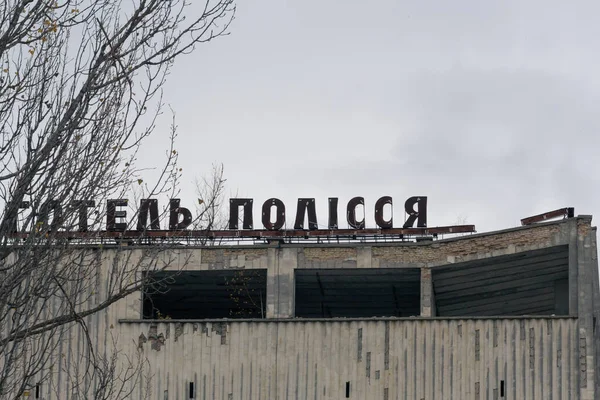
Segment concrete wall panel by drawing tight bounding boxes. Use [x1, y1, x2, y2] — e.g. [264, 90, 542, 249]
[116, 318, 579, 399]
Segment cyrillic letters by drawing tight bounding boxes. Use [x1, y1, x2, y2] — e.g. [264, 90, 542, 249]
[8, 201, 30, 232]
[328, 197, 338, 229]
[38, 200, 62, 231]
[107, 199, 128, 231]
[228, 198, 253, 230]
[403, 196, 427, 228]
[294, 198, 318, 230]
[374, 196, 393, 229]
[137, 199, 160, 231]
[262, 198, 285, 230]
[169, 199, 193, 230]
[346, 197, 365, 229]
[71, 200, 95, 232]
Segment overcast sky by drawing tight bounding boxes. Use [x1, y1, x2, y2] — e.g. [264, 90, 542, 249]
[138, 0, 600, 234]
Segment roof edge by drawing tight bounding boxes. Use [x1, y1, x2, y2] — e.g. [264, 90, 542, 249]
[119, 315, 578, 324]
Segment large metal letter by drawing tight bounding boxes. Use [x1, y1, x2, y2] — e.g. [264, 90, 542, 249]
[107, 199, 128, 231]
[169, 199, 192, 230]
[137, 199, 160, 231]
[403, 196, 427, 228]
[294, 198, 318, 230]
[7, 201, 30, 232]
[229, 198, 253, 230]
[38, 200, 62, 231]
[375, 196, 393, 229]
[328, 197, 338, 229]
[262, 198, 285, 230]
[346, 197, 365, 229]
[71, 200, 95, 232]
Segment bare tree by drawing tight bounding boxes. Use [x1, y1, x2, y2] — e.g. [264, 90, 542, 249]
[0, 0, 235, 398]
[191, 162, 230, 245]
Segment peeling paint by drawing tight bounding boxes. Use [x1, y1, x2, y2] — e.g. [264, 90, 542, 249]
[580, 334, 587, 388]
[148, 324, 166, 351]
[86, 319, 584, 398]
[138, 333, 147, 350]
[174, 323, 183, 342]
[212, 322, 227, 345]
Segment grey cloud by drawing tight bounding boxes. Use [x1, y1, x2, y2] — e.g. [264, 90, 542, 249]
[135, 0, 600, 233]
[282, 67, 599, 231]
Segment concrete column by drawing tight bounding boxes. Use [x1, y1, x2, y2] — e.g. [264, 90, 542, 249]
[567, 218, 579, 316]
[357, 247, 372, 268]
[576, 216, 596, 400]
[591, 227, 600, 397]
[421, 267, 435, 317]
[266, 246, 297, 318]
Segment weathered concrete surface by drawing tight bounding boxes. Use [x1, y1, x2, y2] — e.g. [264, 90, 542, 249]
[266, 247, 296, 318]
[10, 216, 598, 399]
[576, 217, 597, 399]
[121, 318, 578, 399]
[420, 267, 435, 317]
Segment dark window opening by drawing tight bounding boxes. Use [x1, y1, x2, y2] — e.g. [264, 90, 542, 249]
[345, 381, 350, 398]
[143, 269, 267, 319]
[295, 269, 420, 318]
[189, 382, 194, 399]
[433, 245, 569, 317]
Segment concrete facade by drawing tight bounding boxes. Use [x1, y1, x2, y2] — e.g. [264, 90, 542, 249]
[126, 318, 578, 399]
[11, 216, 600, 399]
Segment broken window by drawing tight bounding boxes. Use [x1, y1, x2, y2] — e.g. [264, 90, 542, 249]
[295, 268, 421, 318]
[143, 269, 267, 319]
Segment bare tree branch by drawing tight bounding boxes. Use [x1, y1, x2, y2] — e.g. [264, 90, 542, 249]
[0, 0, 235, 398]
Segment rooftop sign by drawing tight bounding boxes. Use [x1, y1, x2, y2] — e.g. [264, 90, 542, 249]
[228, 196, 428, 231]
[8, 195, 476, 241]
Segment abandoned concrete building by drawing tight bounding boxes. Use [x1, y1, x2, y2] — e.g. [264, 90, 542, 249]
[25, 210, 600, 399]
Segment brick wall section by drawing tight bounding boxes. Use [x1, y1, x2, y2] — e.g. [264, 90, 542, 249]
[186, 222, 572, 270]
[579, 218, 593, 237]
[200, 248, 268, 268]
[301, 247, 358, 268]
[372, 223, 561, 267]
[304, 247, 357, 261]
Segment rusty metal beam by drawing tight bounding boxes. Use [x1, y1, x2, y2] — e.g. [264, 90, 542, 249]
[7, 225, 476, 240]
[521, 208, 574, 226]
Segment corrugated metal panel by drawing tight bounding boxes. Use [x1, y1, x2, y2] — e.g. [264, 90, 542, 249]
[433, 246, 570, 317]
[116, 318, 579, 399]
